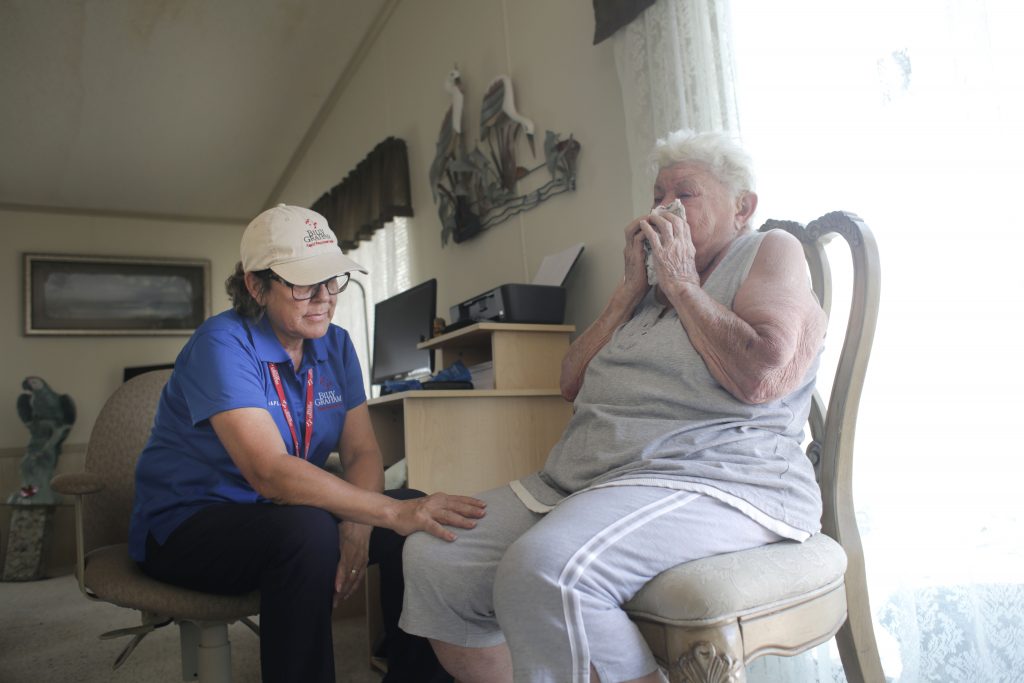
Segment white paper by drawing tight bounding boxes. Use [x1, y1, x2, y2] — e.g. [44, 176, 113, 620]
[532, 242, 584, 286]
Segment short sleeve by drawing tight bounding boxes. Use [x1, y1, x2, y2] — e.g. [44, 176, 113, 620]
[339, 331, 367, 409]
[175, 328, 267, 426]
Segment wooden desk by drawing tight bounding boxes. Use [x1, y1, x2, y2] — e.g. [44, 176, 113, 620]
[367, 322, 575, 494]
[368, 389, 572, 495]
[362, 323, 575, 671]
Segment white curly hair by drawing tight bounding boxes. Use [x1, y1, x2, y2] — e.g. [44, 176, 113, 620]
[650, 129, 756, 197]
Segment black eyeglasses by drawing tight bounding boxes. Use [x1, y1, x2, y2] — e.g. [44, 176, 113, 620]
[269, 273, 350, 300]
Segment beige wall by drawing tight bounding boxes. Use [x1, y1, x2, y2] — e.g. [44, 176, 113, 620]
[277, 0, 634, 340]
[0, 211, 242, 451]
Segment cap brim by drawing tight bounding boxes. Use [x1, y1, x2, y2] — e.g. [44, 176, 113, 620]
[271, 250, 368, 285]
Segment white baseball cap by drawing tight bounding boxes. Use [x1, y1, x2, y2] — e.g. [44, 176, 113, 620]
[240, 204, 368, 285]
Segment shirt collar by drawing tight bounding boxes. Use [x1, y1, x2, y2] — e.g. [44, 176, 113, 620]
[247, 314, 328, 369]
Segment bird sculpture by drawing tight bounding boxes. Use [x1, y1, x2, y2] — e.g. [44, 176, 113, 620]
[479, 75, 536, 194]
[8, 376, 76, 505]
[429, 66, 465, 205]
[543, 130, 582, 186]
[429, 67, 470, 245]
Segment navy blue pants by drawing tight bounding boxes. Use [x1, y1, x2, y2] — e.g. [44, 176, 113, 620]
[141, 489, 451, 683]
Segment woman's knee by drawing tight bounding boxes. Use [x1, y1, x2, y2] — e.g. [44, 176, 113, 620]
[493, 532, 562, 612]
[402, 529, 457, 583]
[267, 506, 339, 569]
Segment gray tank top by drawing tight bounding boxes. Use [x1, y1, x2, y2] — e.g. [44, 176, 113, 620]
[514, 230, 823, 538]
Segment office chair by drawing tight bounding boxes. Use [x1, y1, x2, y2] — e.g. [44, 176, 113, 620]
[624, 211, 885, 682]
[51, 369, 259, 682]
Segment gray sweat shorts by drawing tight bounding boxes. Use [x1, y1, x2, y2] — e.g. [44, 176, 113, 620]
[400, 483, 782, 683]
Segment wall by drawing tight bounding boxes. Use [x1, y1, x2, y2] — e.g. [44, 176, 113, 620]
[0, 210, 242, 451]
[0, 209, 241, 572]
[278, 0, 634, 340]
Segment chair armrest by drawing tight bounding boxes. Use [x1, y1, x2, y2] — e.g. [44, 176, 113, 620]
[51, 471, 104, 496]
[50, 471, 105, 598]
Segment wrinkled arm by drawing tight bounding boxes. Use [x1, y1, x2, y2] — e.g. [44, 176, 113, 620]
[560, 282, 645, 401]
[661, 229, 826, 404]
[561, 218, 651, 401]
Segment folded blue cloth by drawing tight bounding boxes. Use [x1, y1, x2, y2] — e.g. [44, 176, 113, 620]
[381, 378, 423, 394]
[380, 361, 473, 395]
[431, 360, 472, 382]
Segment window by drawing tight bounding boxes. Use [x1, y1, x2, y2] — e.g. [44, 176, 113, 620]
[731, 0, 1024, 679]
[331, 217, 411, 395]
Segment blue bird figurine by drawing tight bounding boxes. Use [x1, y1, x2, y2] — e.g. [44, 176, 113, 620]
[8, 376, 76, 505]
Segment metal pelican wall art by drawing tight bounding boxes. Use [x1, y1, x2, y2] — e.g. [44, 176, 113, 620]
[429, 68, 581, 246]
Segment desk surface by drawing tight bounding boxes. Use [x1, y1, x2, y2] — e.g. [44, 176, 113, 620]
[419, 322, 575, 349]
[368, 388, 563, 406]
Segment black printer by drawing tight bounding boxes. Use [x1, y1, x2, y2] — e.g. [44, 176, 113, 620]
[448, 243, 584, 327]
[449, 284, 566, 325]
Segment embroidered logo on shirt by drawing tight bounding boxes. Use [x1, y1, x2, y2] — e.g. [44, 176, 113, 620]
[314, 389, 345, 409]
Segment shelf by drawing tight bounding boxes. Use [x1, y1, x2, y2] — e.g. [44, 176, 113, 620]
[368, 388, 563, 406]
[418, 321, 575, 349]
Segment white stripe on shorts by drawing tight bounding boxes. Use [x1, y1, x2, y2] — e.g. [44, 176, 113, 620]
[557, 490, 701, 681]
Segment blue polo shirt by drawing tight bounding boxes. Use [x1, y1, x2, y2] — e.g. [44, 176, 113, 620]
[128, 310, 366, 562]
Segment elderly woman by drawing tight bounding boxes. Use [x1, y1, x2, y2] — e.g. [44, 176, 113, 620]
[399, 130, 827, 683]
[129, 204, 484, 683]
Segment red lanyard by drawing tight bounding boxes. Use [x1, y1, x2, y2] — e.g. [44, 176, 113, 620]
[268, 362, 314, 460]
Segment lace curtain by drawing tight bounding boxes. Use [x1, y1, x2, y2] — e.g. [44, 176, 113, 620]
[330, 217, 411, 396]
[611, 0, 739, 215]
[613, 0, 1024, 680]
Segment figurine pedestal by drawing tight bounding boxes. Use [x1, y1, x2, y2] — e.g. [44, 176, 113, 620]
[2, 505, 55, 581]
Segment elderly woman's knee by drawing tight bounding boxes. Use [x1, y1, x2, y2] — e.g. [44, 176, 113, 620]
[493, 532, 563, 610]
[402, 529, 456, 581]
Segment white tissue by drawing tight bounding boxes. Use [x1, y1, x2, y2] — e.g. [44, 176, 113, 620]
[645, 199, 685, 285]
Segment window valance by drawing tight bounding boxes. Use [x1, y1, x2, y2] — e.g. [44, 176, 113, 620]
[592, 0, 657, 44]
[310, 137, 413, 251]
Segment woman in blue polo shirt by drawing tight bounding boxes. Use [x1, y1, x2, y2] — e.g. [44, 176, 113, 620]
[129, 204, 484, 683]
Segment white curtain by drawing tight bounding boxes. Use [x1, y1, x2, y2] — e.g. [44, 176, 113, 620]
[612, 0, 739, 215]
[614, 0, 1024, 680]
[331, 217, 411, 396]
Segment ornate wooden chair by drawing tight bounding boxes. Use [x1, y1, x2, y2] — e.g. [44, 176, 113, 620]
[51, 369, 259, 682]
[624, 211, 885, 682]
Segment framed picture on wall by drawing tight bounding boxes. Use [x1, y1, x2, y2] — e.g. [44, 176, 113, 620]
[23, 254, 211, 336]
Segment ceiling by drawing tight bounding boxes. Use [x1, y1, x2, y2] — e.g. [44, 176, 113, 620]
[0, 0, 391, 224]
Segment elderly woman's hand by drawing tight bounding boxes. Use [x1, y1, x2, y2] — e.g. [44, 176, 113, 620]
[392, 493, 487, 541]
[622, 218, 653, 298]
[638, 207, 700, 293]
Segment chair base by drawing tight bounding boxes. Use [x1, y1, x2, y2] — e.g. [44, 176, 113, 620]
[180, 621, 233, 682]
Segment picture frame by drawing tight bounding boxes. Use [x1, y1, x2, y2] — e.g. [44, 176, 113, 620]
[23, 253, 211, 336]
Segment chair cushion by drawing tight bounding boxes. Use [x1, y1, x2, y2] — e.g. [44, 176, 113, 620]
[84, 543, 260, 622]
[624, 534, 847, 625]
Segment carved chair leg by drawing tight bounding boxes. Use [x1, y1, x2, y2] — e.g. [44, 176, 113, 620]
[662, 624, 746, 683]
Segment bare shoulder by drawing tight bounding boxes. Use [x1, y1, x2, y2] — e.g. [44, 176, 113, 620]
[750, 228, 806, 275]
[736, 228, 817, 316]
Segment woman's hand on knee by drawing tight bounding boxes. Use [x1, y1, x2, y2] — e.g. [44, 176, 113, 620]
[392, 493, 487, 541]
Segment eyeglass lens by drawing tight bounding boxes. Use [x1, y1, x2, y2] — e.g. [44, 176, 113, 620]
[290, 273, 350, 300]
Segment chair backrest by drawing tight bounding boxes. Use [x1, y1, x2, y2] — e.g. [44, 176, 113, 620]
[759, 212, 879, 546]
[759, 210, 882, 678]
[81, 368, 172, 554]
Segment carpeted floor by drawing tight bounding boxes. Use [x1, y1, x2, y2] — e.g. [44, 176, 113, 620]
[0, 573, 382, 683]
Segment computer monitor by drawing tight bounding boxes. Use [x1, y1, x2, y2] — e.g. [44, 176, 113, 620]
[371, 279, 437, 385]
